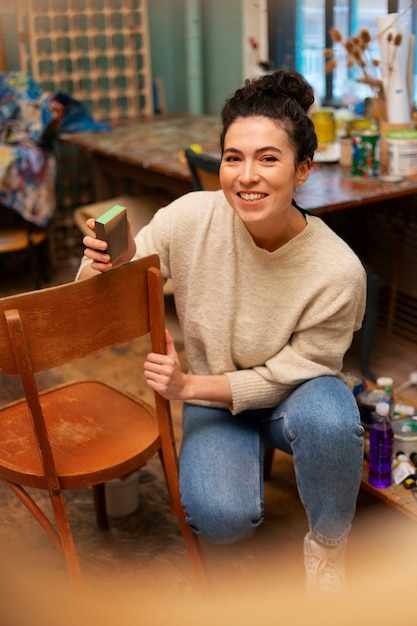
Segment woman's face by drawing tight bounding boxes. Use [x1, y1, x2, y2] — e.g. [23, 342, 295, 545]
[219, 116, 309, 232]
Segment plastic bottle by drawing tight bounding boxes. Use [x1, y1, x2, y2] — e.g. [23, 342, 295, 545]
[376, 376, 394, 414]
[368, 401, 394, 488]
[376, 376, 394, 396]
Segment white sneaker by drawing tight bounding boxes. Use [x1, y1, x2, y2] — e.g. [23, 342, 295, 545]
[303, 532, 346, 595]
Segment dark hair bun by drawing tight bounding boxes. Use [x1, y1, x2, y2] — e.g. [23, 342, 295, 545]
[247, 70, 315, 113]
[220, 69, 317, 162]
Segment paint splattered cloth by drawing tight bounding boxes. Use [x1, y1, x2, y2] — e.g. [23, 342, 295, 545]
[0, 72, 110, 227]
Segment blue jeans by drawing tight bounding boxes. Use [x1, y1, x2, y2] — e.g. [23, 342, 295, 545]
[179, 376, 364, 547]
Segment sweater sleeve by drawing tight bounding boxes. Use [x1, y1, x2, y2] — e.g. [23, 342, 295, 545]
[224, 261, 366, 415]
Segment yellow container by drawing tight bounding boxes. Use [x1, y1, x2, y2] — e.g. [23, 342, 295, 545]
[311, 110, 336, 144]
[347, 117, 376, 136]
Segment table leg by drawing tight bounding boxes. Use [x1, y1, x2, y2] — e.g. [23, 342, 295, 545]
[91, 156, 114, 201]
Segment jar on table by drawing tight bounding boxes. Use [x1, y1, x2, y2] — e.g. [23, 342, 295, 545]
[311, 110, 336, 144]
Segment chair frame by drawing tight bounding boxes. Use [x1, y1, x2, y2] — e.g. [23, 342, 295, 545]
[0, 255, 208, 592]
[184, 148, 221, 191]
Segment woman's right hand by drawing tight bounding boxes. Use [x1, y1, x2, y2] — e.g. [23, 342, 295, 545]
[82, 217, 137, 274]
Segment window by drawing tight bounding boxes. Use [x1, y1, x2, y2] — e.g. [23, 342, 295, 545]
[268, 0, 417, 107]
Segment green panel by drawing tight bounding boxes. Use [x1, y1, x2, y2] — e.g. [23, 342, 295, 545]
[2, 0, 242, 115]
[149, 0, 242, 115]
[148, 0, 188, 113]
[201, 0, 242, 115]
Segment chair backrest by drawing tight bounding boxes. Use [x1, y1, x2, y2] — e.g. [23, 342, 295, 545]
[184, 148, 221, 191]
[0, 255, 164, 377]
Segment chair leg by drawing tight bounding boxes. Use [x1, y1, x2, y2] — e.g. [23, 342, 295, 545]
[3, 479, 82, 583]
[160, 445, 211, 597]
[4, 480, 62, 550]
[176, 500, 212, 600]
[93, 483, 109, 529]
[264, 449, 274, 480]
[26, 223, 42, 290]
[360, 274, 379, 381]
[50, 490, 83, 584]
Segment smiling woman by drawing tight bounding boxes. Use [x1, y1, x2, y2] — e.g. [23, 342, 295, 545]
[76, 68, 367, 597]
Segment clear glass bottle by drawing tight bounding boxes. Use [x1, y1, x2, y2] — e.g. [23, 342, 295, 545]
[368, 401, 393, 488]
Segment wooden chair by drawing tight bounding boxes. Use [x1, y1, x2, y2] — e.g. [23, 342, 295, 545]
[184, 148, 221, 191]
[0, 255, 208, 593]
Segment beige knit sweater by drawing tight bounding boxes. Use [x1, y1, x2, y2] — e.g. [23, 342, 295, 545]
[78, 190, 366, 415]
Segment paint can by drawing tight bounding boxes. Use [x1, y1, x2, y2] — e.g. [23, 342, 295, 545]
[347, 117, 375, 136]
[392, 419, 417, 457]
[386, 129, 417, 176]
[311, 110, 336, 144]
[351, 131, 380, 177]
[105, 471, 140, 517]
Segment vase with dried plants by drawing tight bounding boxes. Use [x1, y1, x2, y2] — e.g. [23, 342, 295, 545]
[324, 6, 417, 170]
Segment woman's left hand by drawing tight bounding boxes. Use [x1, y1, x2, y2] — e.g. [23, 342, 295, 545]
[144, 329, 188, 400]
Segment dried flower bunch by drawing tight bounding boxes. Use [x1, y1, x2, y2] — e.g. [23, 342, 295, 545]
[324, 27, 402, 91]
[324, 0, 417, 94]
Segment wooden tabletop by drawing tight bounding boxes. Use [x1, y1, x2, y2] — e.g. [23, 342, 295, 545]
[60, 114, 221, 181]
[60, 114, 417, 211]
[361, 461, 417, 522]
[297, 163, 417, 214]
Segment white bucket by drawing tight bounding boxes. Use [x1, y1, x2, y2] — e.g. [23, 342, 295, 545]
[105, 471, 140, 517]
[392, 419, 417, 457]
[386, 129, 417, 176]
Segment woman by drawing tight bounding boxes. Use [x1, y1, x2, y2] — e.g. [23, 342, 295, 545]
[77, 70, 366, 595]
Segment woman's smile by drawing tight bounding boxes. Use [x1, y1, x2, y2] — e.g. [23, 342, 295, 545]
[238, 192, 268, 202]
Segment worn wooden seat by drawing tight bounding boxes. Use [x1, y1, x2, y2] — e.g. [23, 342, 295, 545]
[0, 255, 208, 593]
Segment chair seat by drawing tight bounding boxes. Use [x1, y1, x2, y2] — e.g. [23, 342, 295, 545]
[0, 380, 160, 489]
[0, 227, 48, 253]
